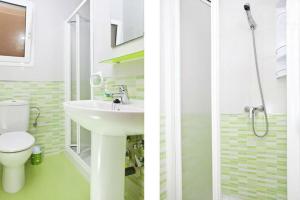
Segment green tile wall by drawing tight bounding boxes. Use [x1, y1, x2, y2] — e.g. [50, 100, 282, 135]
[0, 81, 65, 155]
[221, 113, 287, 200]
[160, 112, 285, 200]
[93, 75, 144, 100]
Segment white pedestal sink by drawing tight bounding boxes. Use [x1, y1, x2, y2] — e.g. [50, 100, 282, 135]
[64, 100, 144, 200]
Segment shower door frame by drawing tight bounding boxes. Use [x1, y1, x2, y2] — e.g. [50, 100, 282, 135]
[161, 0, 182, 199]
[286, 0, 300, 199]
[162, 0, 213, 199]
[64, 0, 92, 181]
[211, 0, 221, 199]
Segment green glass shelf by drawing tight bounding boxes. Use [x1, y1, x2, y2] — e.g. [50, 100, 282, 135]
[99, 50, 144, 64]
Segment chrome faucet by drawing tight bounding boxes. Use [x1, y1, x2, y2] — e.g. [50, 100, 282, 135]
[111, 85, 129, 104]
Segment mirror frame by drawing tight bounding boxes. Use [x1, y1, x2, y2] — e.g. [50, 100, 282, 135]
[110, 0, 144, 47]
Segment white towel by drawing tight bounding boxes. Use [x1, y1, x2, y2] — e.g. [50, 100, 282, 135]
[275, 0, 286, 78]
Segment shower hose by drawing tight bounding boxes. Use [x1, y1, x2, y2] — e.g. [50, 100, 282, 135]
[249, 27, 269, 137]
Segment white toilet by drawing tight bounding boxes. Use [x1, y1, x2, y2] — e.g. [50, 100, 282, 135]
[0, 100, 35, 193]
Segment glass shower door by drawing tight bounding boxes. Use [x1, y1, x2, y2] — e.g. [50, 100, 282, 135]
[68, 12, 91, 166]
[180, 0, 212, 199]
[78, 13, 91, 165]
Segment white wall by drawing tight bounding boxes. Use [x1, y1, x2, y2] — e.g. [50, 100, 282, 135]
[220, 0, 287, 114]
[0, 0, 82, 81]
[92, 0, 144, 77]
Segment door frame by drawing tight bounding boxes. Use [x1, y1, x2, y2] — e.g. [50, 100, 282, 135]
[64, 0, 89, 152]
[287, 0, 300, 199]
[162, 0, 213, 199]
[160, 0, 182, 199]
[211, 0, 221, 199]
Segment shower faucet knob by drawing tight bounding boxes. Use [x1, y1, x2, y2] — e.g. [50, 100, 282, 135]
[244, 106, 254, 118]
[244, 105, 265, 118]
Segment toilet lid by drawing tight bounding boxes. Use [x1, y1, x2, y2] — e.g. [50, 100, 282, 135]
[0, 132, 35, 153]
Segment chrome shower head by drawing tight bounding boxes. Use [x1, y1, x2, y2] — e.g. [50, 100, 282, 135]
[244, 3, 250, 11]
[244, 3, 257, 30]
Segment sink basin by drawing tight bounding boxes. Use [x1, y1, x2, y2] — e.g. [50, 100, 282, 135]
[64, 100, 144, 200]
[64, 100, 144, 135]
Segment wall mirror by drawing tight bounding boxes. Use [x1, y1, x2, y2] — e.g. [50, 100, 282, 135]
[110, 0, 144, 47]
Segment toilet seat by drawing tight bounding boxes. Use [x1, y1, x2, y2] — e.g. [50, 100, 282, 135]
[0, 132, 35, 153]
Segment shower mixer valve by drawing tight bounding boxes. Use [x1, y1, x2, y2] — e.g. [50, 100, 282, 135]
[244, 105, 264, 118]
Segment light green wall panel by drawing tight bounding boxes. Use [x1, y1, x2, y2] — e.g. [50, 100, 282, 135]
[160, 115, 212, 200]
[182, 114, 212, 200]
[0, 81, 65, 155]
[221, 114, 286, 200]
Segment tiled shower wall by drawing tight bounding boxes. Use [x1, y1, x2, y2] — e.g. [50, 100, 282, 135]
[221, 114, 286, 200]
[0, 81, 65, 155]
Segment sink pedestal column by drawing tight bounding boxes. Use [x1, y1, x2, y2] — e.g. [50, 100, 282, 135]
[90, 133, 126, 200]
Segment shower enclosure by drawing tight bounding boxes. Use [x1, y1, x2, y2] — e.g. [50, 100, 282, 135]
[217, 0, 287, 199]
[159, 0, 300, 199]
[65, 0, 91, 178]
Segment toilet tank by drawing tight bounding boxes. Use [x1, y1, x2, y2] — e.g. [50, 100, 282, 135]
[0, 100, 30, 134]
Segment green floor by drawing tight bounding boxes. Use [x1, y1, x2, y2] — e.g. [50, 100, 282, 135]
[0, 153, 90, 200]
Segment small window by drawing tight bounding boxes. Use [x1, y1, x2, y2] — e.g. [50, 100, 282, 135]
[0, 0, 33, 65]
